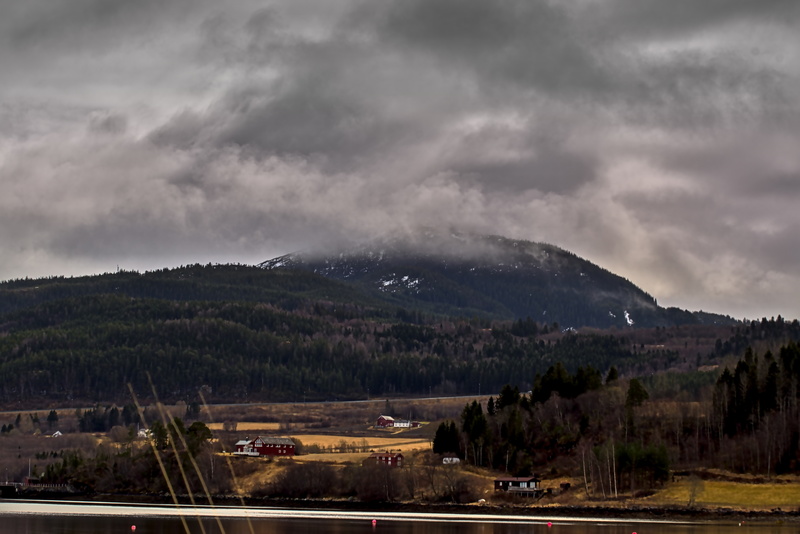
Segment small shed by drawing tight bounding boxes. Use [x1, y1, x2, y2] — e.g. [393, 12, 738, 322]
[442, 454, 461, 465]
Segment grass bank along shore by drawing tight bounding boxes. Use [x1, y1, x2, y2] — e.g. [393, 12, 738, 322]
[11, 468, 800, 522]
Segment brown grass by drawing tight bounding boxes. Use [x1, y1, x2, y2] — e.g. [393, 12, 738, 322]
[294, 452, 372, 464]
[642, 479, 800, 510]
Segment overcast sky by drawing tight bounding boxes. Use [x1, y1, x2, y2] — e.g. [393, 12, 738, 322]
[1, 0, 799, 320]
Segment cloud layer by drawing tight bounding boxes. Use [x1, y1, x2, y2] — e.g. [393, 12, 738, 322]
[1, 0, 799, 319]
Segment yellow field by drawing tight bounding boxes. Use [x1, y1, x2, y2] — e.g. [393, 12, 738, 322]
[643, 480, 800, 510]
[295, 434, 430, 451]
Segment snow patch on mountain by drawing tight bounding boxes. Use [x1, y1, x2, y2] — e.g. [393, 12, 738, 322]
[378, 274, 423, 293]
[624, 310, 634, 326]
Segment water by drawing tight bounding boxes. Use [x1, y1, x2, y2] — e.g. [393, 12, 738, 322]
[0, 501, 788, 534]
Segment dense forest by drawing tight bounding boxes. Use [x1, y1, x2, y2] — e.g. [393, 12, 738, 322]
[0, 263, 797, 406]
[0, 291, 658, 403]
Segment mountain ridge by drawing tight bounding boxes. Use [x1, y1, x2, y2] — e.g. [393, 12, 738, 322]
[259, 231, 736, 329]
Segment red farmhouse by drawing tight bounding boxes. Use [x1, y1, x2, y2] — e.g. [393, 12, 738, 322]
[234, 436, 295, 457]
[364, 452, 404, 467]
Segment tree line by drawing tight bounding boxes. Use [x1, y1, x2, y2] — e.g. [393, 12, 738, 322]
[430, 339, 800, 500]
[0, 293, 668, 403]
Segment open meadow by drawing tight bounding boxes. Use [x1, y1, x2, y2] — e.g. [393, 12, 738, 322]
[641, 478, 800, 511]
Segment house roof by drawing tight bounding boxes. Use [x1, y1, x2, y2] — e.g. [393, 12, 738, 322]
[494, 476, 540, 482]
[378, 415, 395, 421]
[254, 436, 295, 446]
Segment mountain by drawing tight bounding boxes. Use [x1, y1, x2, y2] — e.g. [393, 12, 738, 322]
[0, 232, 744, 405]
[259, 231, 736, 329]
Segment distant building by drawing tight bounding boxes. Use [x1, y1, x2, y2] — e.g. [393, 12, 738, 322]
[442, 454, 461, 465]
[494, 476, 541, 494]
[234, 436, 295, 457]
[364, 452, 404, 467]
[376, 415, 419, 429]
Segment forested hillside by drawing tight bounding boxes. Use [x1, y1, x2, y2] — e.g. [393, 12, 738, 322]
[0, 288, 654, 404]
[0, 264, 382, 316]
[0, 256, 797, 407]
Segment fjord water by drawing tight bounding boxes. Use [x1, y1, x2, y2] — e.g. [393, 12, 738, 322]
[0, 502, 789, 534]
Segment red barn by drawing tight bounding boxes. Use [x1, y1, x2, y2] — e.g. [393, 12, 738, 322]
[376, 415, 395, 428]
[364, 452, 404, 467]
[234, 436, 295, 457]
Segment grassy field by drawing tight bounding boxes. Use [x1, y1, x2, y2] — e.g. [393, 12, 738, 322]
[643, 479, 800, 510]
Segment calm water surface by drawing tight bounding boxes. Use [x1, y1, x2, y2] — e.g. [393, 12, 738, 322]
[0, 501, 787, 534]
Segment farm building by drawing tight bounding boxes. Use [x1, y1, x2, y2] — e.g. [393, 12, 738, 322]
[376, 415, 395, 428]
[375, 415, 420, 428]
[234, 436, 295, 457]
[364, 452, 404, 467]
[494, 476, 541, 494]
[393, 419, 420, 428]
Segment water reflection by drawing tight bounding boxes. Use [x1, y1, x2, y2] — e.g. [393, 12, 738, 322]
[0, 503, 789, 534]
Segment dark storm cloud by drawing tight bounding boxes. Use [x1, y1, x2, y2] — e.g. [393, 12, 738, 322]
[361, 0, 611, 99]
[589, 0, 800, 38]
[88, 113, 128, 135]
[1, 0, 799, 319]
[6, 0, 193, 49]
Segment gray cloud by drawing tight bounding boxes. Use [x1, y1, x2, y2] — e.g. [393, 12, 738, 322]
[1, 0, 799, 320]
